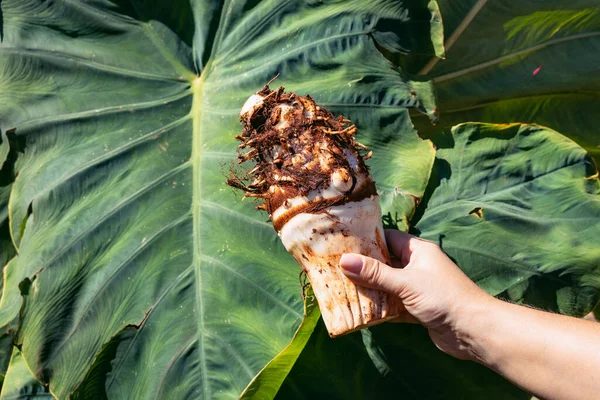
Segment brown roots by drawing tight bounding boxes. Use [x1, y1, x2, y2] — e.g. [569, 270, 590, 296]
[226, 84, 372, 214]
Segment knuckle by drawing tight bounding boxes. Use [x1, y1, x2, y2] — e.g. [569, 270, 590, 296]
[420, 239, 440, 251]
[362, 258, 383, 284]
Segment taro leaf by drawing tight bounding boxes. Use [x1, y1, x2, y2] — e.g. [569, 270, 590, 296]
[0, 0, 439, 397]
[414, 123, 600, 316]
[412, 0, 600, 164]
[278, 321, 528, 400]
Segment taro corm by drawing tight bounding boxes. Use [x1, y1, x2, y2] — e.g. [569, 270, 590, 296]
[227, 83, 402, 337]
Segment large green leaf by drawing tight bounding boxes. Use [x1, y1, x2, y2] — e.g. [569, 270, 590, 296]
[414, 123, 600, 315]
[0, 0, 439, 397]
[412, 0, 600, 164]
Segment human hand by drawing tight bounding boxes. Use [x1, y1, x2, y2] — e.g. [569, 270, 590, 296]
[339, 230, 494, 361]
[342, 230, 600, 400]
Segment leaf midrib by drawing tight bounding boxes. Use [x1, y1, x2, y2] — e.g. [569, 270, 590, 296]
[418, 0, 489, 75]
[433, 31, 600, 83]
[191, 74, 210, 398]
[410, 91, 600, 116]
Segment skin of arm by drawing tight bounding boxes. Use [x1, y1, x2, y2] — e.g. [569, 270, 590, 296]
[340, 230, 600, 400]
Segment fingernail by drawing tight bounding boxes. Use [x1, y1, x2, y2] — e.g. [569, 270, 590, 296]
[340, 254, 363, 275]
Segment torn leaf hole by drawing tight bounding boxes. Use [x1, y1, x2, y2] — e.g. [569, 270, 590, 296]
[468, 207, 483, 219]
[19, 277, 32, 296]
[19, 201, 34, 241]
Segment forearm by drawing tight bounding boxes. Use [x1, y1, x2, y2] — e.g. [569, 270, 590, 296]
[465, 298, 600, 400]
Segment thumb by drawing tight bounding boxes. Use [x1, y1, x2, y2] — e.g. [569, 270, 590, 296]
[339, 253, 405, 294]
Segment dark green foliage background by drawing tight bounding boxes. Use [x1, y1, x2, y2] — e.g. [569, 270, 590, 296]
[0, 0, 599, 399]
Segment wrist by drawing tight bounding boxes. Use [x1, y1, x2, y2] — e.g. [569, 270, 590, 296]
[454, 293, 506, 365]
